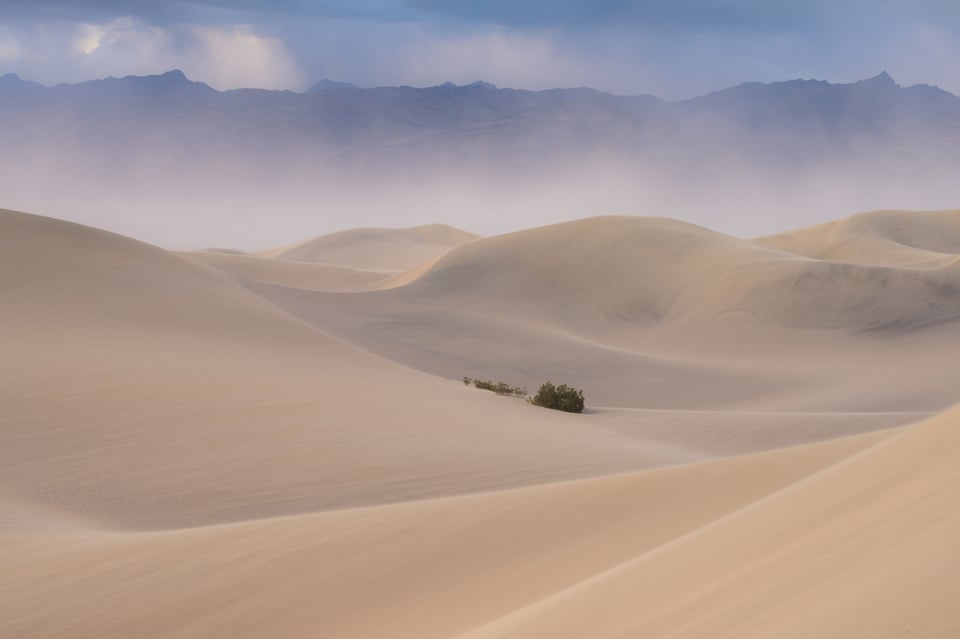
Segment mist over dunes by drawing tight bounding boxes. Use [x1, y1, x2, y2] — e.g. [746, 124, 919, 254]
[1, 69, 959, 246]
[2, 204, 960, 637]
[252, 211, 960, 412]
[4, 44, 960, 638]
[259, 223, 479, 269]
[757, 208, 960, 267]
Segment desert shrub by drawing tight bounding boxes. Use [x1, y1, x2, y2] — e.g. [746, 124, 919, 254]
[473, 379, 495, 391]
[467, 376, 582, 410]
[531, 381, 585, 413]
[463, 376, 472, 386]
[471, 378, 527, 397]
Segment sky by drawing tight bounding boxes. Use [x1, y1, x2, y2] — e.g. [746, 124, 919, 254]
[1, 0, 959, 98]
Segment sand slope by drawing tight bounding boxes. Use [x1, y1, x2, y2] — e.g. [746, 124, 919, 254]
[259, 223, 479, 270]
[3, 207, 960, 638]
[757, 208, 960, 267]
[253, 215, 960, 411]
[464, 404, 960, 639]
[0, 430, 890, 639]
[180, 249, 392, 291]
[0, 209, 676, 529]
[402, 215, 960, 332]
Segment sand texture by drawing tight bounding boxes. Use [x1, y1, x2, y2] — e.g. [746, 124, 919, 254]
[2, 207, 959, 637]
[258, 223, 479, 270]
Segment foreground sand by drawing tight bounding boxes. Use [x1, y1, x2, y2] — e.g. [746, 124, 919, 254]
[2, 207, 959, 637]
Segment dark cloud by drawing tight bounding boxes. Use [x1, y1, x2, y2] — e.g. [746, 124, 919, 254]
[0, 0, 958, 99]
[0, 0, 421, 24]
[408, 0, 826, 32]
[0, 0, 909, 30]
[0, 0, 956, 39]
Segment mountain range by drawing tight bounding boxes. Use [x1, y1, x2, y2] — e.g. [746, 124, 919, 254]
[1, 69, 958, 246]
[2, 69, 957, 172]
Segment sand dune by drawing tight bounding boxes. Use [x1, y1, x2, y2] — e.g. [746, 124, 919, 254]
[2, 206, 959, 638]
[181, 249, 391, 291]
[259, 223, 479, 270]
[463, 404, 960, 639]
[195, 247, 255, 256]
[757, 208, 960, 267]
[0, 430, 891, 639]
[0, 209, 675, 529]
[401, 215, 960, 332]
[253, 215, 960, 411]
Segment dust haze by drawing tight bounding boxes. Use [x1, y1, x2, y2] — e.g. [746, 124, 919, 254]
[1, 87, 957, 250]
[6, 3, 960, 638]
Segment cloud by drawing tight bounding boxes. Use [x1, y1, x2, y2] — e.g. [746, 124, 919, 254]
[187, 25, 303, 90]
[3, 0, 947, 33]
[0, 38, 20, 60]
[390, 28, 594, 89]
[72, 23, 106, 55]
[0, 0, 422, 24]
[0, 18, 303, 90]
[406, 0, 816, 31]
[1, 0, 960, 98]
[0, 0, 876, 31]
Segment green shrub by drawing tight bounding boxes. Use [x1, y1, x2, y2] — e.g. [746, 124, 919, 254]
[465, 375, 582, 411]
[473, 379, 495, 391]
[463, 376, 472, 386]
[531, 381, 585, 413]
[471, 378, 526, 397]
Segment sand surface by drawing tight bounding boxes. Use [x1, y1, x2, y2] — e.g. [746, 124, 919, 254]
[250, 214, 960, 411]
[179, 250, 393, 291]
[258, 223, 479, 270]
[2, 207, 959, 637]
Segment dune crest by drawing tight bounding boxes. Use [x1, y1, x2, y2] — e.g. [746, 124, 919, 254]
[2, 207, 959, 638]
[259, 223, 479, 270]
[403, 215, 960, 333]
[180, 250, 392, 291]
[756, 208, 960, 267]
[0, 208, 686, 530]
[253, 214, 960, 412]
[463, 404, 960, 639]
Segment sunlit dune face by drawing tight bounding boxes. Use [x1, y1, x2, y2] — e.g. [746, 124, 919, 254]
[2, 3, 960, 637]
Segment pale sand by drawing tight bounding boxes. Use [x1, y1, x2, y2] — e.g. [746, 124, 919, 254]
[258, 223, 479, 269]
[461, 405, 960, 639]
[0, 431, 891, 639]
[2, 207, 959, 637]
[757, 208, 960, 267]
[251, 215, 960, 411]
[180, 250, 393, 291]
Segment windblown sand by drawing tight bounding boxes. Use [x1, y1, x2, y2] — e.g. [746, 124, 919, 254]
[2, 207, 959, 638]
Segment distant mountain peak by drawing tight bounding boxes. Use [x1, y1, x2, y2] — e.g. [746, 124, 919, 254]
[858, 71, 898, 88]
[112, 69, 195, 85]
[432, 80, 498, 90]
[0, 72, 44, 90]
[63, 68, 216, 94]
[305, 78, 358, 93]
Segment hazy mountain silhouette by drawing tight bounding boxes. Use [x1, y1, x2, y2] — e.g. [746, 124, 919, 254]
[0, 68, 957, 189]
[4, 68, 954, 144]
[684, 72, 959, 133]
[3, 69, 954, 135]
[306, 79, 359, 92]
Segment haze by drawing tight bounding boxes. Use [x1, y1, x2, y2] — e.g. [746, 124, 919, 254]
[1, 68, 959, 249]
[0, 1, 959, 246]
[3, 2, 960, 639]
